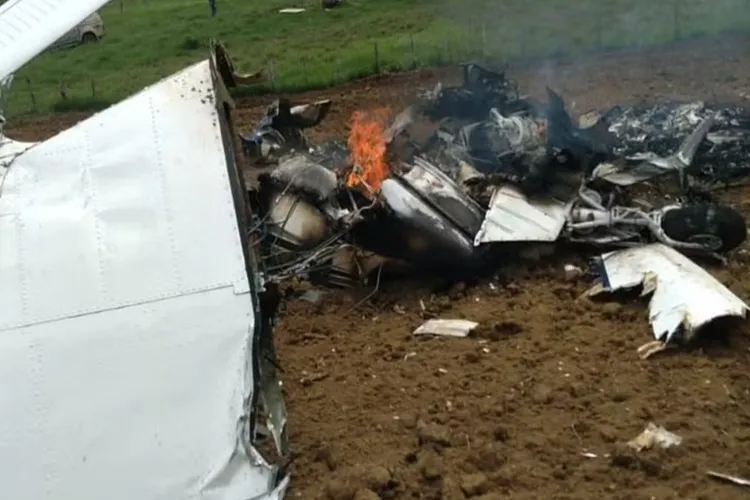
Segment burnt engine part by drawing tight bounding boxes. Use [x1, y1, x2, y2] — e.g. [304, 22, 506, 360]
[239, 98, 332, 164]
[355, 157, 488, 273]
[419, 63, 530, 122]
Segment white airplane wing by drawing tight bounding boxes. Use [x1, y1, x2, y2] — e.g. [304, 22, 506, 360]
[0, 52, 289, 500]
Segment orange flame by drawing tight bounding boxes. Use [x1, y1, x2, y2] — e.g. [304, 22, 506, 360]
[346, 108, 391, 196]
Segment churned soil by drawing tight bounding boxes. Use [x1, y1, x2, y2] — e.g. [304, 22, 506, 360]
[7, 34, 750, 500]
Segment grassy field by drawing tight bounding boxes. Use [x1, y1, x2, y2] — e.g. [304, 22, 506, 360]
[2, 0, 750, 118]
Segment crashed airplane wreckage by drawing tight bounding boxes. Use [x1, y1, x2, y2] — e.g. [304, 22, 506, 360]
[1, 19, 287, 500]
[238, 62, 750, 354]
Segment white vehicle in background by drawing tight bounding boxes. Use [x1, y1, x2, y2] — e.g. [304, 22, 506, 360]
[48, 11, 105, 50]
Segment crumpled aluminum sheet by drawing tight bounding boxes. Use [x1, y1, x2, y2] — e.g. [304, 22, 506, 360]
[593, 243, 748, 343]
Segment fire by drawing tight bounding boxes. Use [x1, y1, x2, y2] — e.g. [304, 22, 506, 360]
[346, 108, 391, 195]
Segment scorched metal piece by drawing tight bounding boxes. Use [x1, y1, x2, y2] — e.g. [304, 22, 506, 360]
[379, 177, 478, 265]
[592, 114, 716, 189]
[398, 156, 485, 237]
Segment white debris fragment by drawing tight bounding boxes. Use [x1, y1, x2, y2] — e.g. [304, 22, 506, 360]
[578, 110, 602, 127]
[403, 352, 417, 361]
[279, 8, 305, 13]
[564, 263, 584, 281]
[590, 243, 749, 344]
[413, 319, 479, 337]
[636, 339, 670, 360]
[707, 470, 750, 487]
[627, 423, 683, 452]
[581, 452, 598, 459]
[299, 288, 328, 304]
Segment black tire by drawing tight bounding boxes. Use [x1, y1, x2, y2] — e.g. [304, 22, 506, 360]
[661, 203, 747, 253]
[81, 32, 97, 44]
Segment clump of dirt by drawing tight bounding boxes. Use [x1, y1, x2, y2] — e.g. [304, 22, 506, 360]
[277, 262, 750, 499]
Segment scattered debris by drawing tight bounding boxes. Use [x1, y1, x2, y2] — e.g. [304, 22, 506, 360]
[604, 102, 750, 186]
[413, 319, 479, 337]
[300, 371, 330, 386]
[235, 61, 748, 319]
[299, 288, 329, 304]
[627, 423, 683, 451]
[707, 470, 750, 488]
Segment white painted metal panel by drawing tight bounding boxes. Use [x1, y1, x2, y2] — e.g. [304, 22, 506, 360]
[474, 185, 569, 245]
[0, 286, 282, 500]
[0, 0, 112, 81]
[0, 61, 248, 330]
[596, 243, 748, 342]
[0, 59, 287, 499]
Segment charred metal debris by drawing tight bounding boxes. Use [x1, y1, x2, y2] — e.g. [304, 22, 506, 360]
[237, 63, 750, 353]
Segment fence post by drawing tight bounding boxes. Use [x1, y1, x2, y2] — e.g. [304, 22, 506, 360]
[673, 0, 681, 40]
[59, 80, 68, 101]
[332, 56, 342, 85]
[25, 78, 37, 113]
[90, 79, 96, 97]
[267, 58, 276, 90]
[443, 38, 451, 63]
[302, 57, 309, 86]
[373, 42, 380, 74]
[481, 23, 488, 58]
[409, 34, 417, 69]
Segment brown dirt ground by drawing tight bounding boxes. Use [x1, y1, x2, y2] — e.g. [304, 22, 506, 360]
[8, 34, 750, 500]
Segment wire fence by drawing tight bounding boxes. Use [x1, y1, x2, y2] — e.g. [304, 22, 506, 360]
[4, 0, 750, 118]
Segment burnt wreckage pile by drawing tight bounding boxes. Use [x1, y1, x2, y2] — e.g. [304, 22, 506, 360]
[239, 64, 749, 287]
[238, 63, 750, 355]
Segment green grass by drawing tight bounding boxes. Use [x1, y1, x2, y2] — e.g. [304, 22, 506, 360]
[3, 0, 750, 118]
